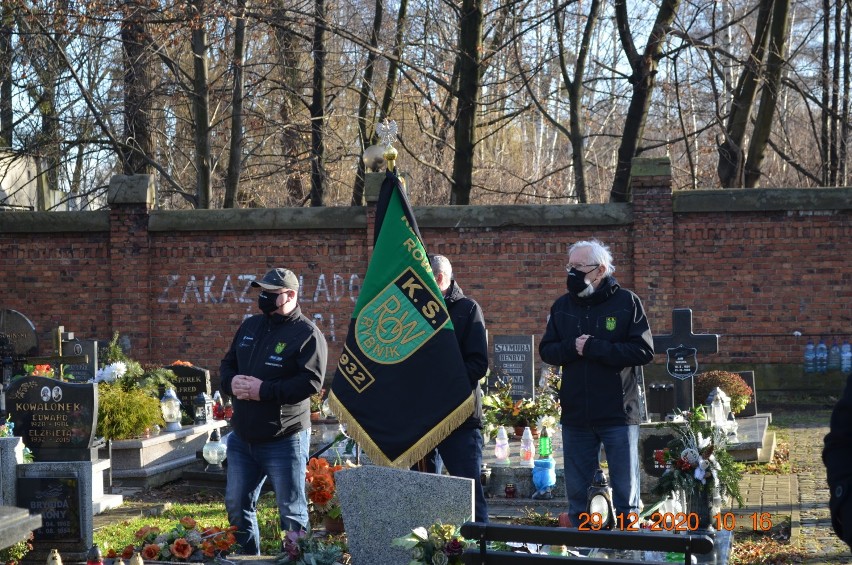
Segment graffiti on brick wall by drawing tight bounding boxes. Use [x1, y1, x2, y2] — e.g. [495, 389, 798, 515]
[157, 272, 362, 343]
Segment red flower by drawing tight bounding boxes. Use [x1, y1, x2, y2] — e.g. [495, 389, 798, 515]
[170, 538, 194, 560]
[201, 541, 215, 557]
[141, 544, 161, 561]
[105, 549, 117, 559]
[120, 546, 135, 560]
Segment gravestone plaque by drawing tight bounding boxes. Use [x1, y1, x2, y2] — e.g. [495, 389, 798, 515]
[61, 339, 98, 383]
[167, 364, 211, 412]
[6, 376, 99, 461]
[653, 309, 718, 413]
[16, 476, 82, 542]
[737, 370, 758, 418]
[490, 335, 535, 400]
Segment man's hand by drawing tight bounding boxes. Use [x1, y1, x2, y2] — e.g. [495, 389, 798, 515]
[576, 334, 591, 356]
[232, 374, 263, 401]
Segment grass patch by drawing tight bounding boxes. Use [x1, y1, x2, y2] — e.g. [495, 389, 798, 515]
[93, 493, 284, 556]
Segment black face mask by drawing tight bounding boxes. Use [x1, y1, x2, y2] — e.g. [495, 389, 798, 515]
[258, 291, 280, 314]
[567, 268, 592, 295]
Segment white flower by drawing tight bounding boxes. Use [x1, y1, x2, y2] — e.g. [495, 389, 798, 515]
[432, 551, 449, 565]
[411, 527, 429, 541]
[681, 448, 700, 465]
[694, 464, 706, 483]
[95, 361, 128, 383]
[697, 432, 711, 450]
[537, 414, 557, 431]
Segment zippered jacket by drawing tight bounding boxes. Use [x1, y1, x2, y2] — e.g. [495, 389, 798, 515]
[445, 280, 488, 428]
[539, 277, 653, 426]
[220, 305, 327, 442]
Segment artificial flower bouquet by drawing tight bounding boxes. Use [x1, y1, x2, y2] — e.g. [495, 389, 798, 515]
[278, 530, 346, 565]
[392, 522, 472, 565]
[306, 457, 345, 520]
[651, 406, 743, 506]
[107, 516, 239, 562]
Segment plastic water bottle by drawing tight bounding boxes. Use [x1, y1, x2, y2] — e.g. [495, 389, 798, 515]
[520, 427, 535, 468]
[804, 341, 816, 373]
[494, 426, 510, 465]
[841, 341, 852, 374]
[828, 342, 842, 371]
[816, 340, 829, 373]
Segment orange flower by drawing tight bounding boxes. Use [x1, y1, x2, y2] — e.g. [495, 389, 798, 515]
[105, 549, 117, 559]
[172, 360, 193, 366]
[215, 536, 233, 551]
[135, 526, 160, 540]
[121, 545, 135, 559]
[201, 541, 215, 557]
[141, 544, 161, 561]
[309, 488, 334, 506]
[170, 538, 194, 560]
[179, 516, 197, 529]
[310, 474, 334, 492]
[307, 457, 330, 476]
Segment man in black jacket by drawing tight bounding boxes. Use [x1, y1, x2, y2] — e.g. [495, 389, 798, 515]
[220, 267, 327, 554]
[416, 254, 490, 522]
[540, 240, 654, 527]
[824, 373, 852, 550]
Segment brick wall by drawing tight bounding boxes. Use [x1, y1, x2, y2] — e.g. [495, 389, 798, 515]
[1, 160, 849, 391]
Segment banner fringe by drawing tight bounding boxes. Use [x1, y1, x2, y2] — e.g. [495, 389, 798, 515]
[328, 391, 475, 470]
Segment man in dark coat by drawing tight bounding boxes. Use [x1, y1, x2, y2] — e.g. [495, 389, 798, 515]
[540, 239, 654, 527]
[416, 254, 490, 522]
[824, 372, 852, 549]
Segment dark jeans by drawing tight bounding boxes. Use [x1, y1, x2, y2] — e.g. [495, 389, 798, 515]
[225, 429, 310, 555]
[415, 426, 488, 523]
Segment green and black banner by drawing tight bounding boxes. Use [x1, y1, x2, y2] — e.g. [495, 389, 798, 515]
[328, 170, 473, 468]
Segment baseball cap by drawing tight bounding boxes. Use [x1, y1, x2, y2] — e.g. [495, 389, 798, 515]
[250, 268, 299, 291]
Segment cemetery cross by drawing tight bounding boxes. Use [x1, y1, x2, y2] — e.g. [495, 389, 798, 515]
[653, 308, 719, 414]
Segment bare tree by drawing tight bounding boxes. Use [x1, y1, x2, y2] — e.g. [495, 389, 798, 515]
[121, 1, 154, 176]
[223, 0, 247, 208]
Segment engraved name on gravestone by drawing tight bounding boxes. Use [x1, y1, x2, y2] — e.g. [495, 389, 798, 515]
[167, 363, 211, 412]
[490, 335, 535, 401]
[7, 376, 99, 461]
[16, 476, 82, 542]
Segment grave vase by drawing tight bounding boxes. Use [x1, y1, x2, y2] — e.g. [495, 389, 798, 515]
[323, 514, 345, 534]
[685, 485, 715, 535]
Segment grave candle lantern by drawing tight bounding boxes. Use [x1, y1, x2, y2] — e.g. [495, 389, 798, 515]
[161, 388, 182, 432]
[193, 392, 208, 425]
[203, 428, 227, 472]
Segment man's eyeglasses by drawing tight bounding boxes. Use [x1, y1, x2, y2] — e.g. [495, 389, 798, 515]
[566, 263, 600, 273]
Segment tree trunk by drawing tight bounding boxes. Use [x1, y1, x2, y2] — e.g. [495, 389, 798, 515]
[223, 0, 247, 209]
[717, 0, 773, 188]
[609, 0, 681, 203]
[351, 0, 383, 206]
[0, 3, 13, 148]
[379, 0, 407, 126]
[189, 0, 212, 208]
[743, 0, 791, 188]
[309, 0, 326, 206]
[121, 1, 154, 176]
[273, 0, 305, 206]
[450, 0, 483, 205]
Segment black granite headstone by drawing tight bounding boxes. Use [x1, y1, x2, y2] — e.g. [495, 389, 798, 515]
[736, 370, 758, 417]
[642, 432, 677, 479]
[0, 310, 39, 418]
[61, 339, 98, 383]
[489, 335, 535, 401]
[16, 476, 82, 542]
[653, 309, 719, 413]
[6, 376, 99, 461]
[166, 364, 211, 412]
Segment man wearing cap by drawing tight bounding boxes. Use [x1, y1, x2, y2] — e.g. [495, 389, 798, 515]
[220, 268, 327, 554]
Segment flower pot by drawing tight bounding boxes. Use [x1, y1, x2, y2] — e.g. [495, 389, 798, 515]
[513, 425, 539, 440]
[310, 411, 322, 422]
[323, 514, 345, 534]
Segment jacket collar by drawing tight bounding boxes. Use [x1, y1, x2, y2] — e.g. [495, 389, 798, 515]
[570, 276, 619, 305]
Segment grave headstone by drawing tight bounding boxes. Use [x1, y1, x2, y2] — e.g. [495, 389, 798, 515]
[0, 506, 41, 553]
[490, 335, 535, 400]
[6, 376, 99, 461]
[0, 437, 26, 506]
[61, 339, 98, 383]
[166, 364, 211, 414]
[16, 461, 95, 562]
[653, 309, 719, 414]
[335, 465, 474, 565]
[0, 310, 39, 418]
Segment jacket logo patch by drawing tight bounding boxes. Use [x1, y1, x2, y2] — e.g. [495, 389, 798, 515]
[275, 342, 287, 354]
[606, 317, 617, 331]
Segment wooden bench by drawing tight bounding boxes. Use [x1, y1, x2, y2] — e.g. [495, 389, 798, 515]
[460, 522, 714, 564]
